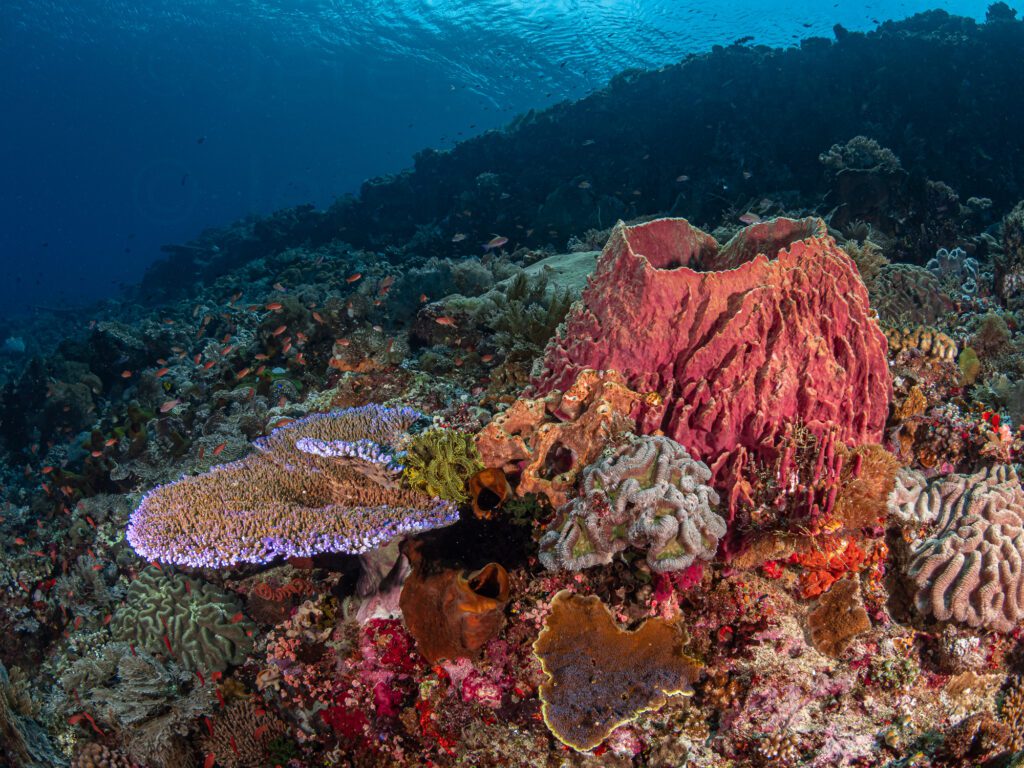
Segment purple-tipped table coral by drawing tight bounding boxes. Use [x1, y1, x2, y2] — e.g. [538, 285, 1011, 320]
[127, 405, 458, 568]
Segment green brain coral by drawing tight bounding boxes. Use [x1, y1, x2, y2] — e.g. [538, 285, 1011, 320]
[402, 428, 484, 503]
[111, 567, 254, 673]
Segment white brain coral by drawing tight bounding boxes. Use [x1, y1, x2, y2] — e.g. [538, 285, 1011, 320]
[539, 434, 724, 573]
[903, 464, 1024, 632]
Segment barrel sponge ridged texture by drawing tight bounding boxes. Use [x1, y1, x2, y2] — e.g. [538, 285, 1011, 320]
[126, 405, 459, 568]
[530, 217, 891, 480]
[533, 590, 702, 752]
[111, 568, 254, 673]
[905, 465, 1024, 632]
[538, 435, 724, 572]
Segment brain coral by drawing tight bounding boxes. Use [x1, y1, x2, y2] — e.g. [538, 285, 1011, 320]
[533, 590, 702, 752]
[539, 434, 724, 572]
[111, 567, 255, 672]
[127, 405, 459, 568]
[530, 217, 891, 489]
[903, 465, 1024, 632]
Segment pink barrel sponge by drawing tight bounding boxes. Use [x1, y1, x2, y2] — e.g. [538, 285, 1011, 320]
[531, 217, 891, 479]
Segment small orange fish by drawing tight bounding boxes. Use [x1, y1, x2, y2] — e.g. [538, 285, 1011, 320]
[235, 367, 251, 380]
[213, 442, 227, 456]
[193, 353, 202, 364]
[346, 272, 362, 283]
[159, 400, 181, 413]
[435, 316, 457, 327]
[254, 353, 269, 361]
[203, 361, 216, 370]
[336, 338, 350, 347]
[419, 293, 428, 303]
[281, 341, 292, 354]
[273, 282, 286, 291]
[120, 370, 132, 378]
[104, 438, 117, 447]
[312, 311, 325, 324]
[379, 275, 395, 295]
[41, 466, 54, 474]
[255, 364, 266, 375]
[90, 450, 103, 458]
[230, 612, 245, 623]
[154, 367, 170, 378]
[221, 333, 232, 343]
[221, 345, 233, 355]
[272, 325, 287, 336]
[265, 302, 283, 311]
[481, 353, 494, 363]
[204, 754, 216, 768]
[156, 358, 168, 365]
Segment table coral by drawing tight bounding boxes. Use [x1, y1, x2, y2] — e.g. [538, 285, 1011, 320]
[111, 568, 255, 673]
[530, 216, 891, 496]
[906, 464, 1024, 631]
[127, 405, 459, 567]
[533, 589, 702, 752]
[475, 368, 655, 507]
[538, 434, 725, 573]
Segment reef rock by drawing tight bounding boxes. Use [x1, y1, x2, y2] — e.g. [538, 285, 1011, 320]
[531, 217, 891, 487]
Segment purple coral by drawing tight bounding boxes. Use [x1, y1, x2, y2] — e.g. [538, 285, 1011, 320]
[126, 405, 457, 568]
[538, 434, 724, 573]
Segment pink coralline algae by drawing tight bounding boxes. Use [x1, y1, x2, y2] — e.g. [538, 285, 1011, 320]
[127, 405, 459, 568]
[530, 216, 891, 486]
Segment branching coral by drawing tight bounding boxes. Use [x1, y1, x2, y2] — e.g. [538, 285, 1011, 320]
[884, 325, 959, 362]
[111, 569, 255, 673]
[533, 590, 702, 752]
[1, 660, 61, 768]
[538, 434, 725, 573]
[200, 699, 288, 768]
[870, 263, 955, 326]
[905, 464, 1024, 631]
[401, 428, 484, 503]
[475, 369, 655, 507]
[127, 405, 459, 567]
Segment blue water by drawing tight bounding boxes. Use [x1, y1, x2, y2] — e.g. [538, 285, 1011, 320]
[0, 0, 994, 317]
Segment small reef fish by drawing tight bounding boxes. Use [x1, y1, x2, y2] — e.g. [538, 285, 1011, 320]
[419, 293, 429, 303]
[578, 181, 591, 189]
[346, 273, 362, 283]
[451, 233, 467, 242]
[676, 174, 690, 182]
[271, 325, 287, 336]
[435, 316, 457, 327]
[738, 213, 762, 224]
[265, 302, 283, 311]
[154, 367, 170, 378]
[483, 235, 508, 251]
[159, 400, 181, 413]
[120, 370, 132, 378]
